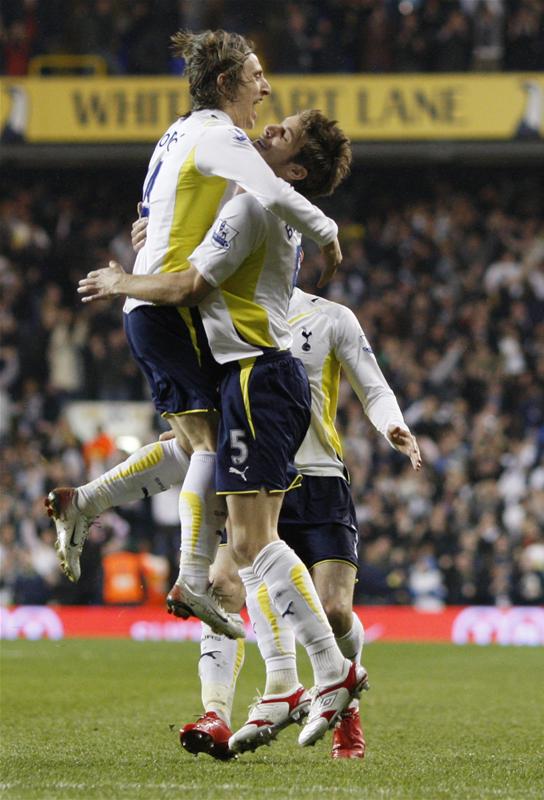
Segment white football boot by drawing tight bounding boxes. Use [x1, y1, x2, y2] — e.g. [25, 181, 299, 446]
[45, 488, 92, 583]
[298, 662, 369, 747]
[166, 579, 246, 640]
[229, 685, 311, 754]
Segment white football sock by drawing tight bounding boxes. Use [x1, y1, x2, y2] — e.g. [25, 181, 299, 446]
[239, 566, 299, 695]
[252, 540, 347, 686]
[76, 438, 189, 517]
[199, 621, 245, 726]
[335, 612, 365, 663]
[178, 452, 226, 594]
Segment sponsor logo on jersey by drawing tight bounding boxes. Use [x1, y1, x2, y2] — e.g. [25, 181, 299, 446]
[212, 219, 239, 250]
[232, 127, 249, 143]
[359, 333, 373, 354]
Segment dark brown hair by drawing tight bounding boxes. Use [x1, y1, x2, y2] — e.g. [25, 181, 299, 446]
[171, 29, 254, 110]
[294, 110, 352, 198]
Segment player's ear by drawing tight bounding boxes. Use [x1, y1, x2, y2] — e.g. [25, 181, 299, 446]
[217, 72, 227, 96]
[285, 163, 308, 183]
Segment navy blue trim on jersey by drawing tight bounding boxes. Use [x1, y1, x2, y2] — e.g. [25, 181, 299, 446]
[216, 351, 311, 494]
[124, 305, 222, 415]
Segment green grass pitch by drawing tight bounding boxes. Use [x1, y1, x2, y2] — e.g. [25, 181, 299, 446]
[1, 639, 542, 799]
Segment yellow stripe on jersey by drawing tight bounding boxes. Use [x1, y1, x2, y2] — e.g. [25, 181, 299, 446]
[321, 351, 343, 459]
[290, 563, 327, 622]
[221, 240, 274, 349]
[256, 582, 287, 655]
[162, 146, 227, 274]
[239, 357, 256, 439]
[180, 490, 203, 554]
[287, 310, 318, 326]
[177, 307, 202, 365]
[103, 441, 163, 482]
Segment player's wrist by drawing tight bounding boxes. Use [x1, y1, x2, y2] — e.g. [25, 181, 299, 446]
[113, 272, 130, 296]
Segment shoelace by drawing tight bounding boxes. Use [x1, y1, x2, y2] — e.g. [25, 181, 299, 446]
[247, 689, 264, 716]
[71, 515, 95, 548]
[208, 585, 232, 618]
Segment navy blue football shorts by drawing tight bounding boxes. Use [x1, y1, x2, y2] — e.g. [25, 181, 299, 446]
[218, 475, 359, 569]
[216, 351, 311, 494]
[124, 305, 221, 416]
[278, 475, 359, 570]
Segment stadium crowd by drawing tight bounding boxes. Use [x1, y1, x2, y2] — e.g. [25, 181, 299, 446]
[1, 165, 543, 608]
[1, 0, 544, 77]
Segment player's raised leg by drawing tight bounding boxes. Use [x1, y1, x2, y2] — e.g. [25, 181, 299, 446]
[165, 412, 244, 639]
[45, 436, 189, 582]
[124, 306, 243, 639]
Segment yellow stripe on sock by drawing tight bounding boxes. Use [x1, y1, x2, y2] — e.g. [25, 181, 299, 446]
[290, 563, 327, 622]
[104, 441, 163, 483]
[180, 490, 203, 554]
[232, 638, 245, 686]
[256, 582, 287, 655]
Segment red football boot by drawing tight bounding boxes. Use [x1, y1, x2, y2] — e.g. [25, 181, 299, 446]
[331, 705, 366, 759]
[180, 711, 235, 760]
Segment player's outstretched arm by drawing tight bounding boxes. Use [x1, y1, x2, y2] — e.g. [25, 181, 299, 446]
[78, 261, 213, 306]
[196, 126, 342, 285]
[197, 125, 338, 246]
[332, 302, 422, 470]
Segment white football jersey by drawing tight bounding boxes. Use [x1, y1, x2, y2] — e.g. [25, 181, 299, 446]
[288, 287, 408, 478]
[191, 193, 301, 364]
[124, 109, 337, 315]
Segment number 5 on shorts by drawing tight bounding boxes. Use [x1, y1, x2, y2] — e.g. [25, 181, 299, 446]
[230, 429, 248, 465]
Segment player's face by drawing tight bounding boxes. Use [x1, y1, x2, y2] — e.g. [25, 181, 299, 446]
[253, 114, 306, 170]
[230, 54, 271, 129]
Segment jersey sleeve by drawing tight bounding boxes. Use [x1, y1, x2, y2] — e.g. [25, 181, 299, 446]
[189, 194, 267, 288]
[332, 305, 408, 441]
[194, 124, 338, 247]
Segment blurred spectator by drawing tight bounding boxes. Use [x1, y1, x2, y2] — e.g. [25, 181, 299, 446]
[472, 0, 503, 70]
[270, 4, 314, 74]
[435, 8, 472, 72]
[504, 1, 544, 72]
[360, 4, 394, 73]
[394, 12, 426, 73]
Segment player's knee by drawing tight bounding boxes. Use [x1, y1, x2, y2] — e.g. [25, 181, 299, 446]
[323, 597, 352, 637]
[210, 566, 245, 613]
[230, 537, 258, 567]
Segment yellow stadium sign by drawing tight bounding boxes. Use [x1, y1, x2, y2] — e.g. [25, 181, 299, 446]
[1, 74, 543, 143]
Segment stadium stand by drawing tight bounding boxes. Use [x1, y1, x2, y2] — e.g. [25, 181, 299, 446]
[1, 0, 543, 77]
